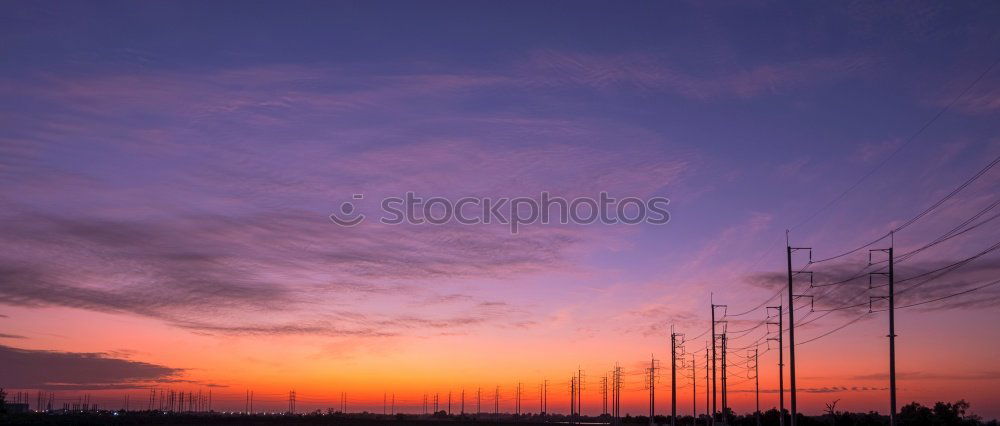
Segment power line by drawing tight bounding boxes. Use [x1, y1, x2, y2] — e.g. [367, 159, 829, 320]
[789, 55, 1000, 232]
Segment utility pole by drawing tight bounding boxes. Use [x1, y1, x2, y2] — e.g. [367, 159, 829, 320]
[602, 376, 608, 415]
[544, 380, 549, 418]
[767, 304, 785, 426]
[478, 388, 482, 418]
[671, 328, 679, 426]
[648, 354, 659, 426]
[710, 298, 726, 425]
[704, 343, 709, 423]
[711, 298, 716, 423]
[516, 383, 521, 419]
[746, 347, 760, 426]
[540, 383, 544, 419]
[787, 236, 810, 426]
[450, 390, 453, 416]
[462, 389, 465, 415]
[691, 353, 697, 426]
[571, 376, 576, 418]
[577, 367, 584, 420]
[610, 363, 621, 426]
[722, 332, 729, 424]
[615, 363, 622, 425]
[494, 386, 500, 420]
[870, 241, 897, 426]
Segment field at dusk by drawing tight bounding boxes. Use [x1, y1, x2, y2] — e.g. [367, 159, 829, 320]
[1, 1, 999, 425]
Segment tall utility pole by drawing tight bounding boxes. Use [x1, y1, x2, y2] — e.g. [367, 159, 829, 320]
[648, 354, 659, 426]
[710, 299, 726, 424]
[602, 376, 608, 415]
[611, 363, 622, 426]
[889, 244, 897, 426]
[516, 383, 521, 418]
[722, 332, 729, 424]
[751, 348, 761, 426]
[704, 343, 709, 423]
[477, 388, 482, 417]
[540, 383, 544, 419]
[691, 353, 697, 424]
[544, 380, 549, 417]
[610, 369, 617, 423]
[870, 242, 897, 426]
[571, 376, 577, 418]
[767, 305, 784, 426]
[671, 329, 679, 426]
[786, 237, 810, 426]
[449, 390, 453, 416]
[577, 367, 584, 419]
[494, 386, 500, 420]
[611, 362, 622, 425]
[711, 299, 716, 423]
[462, 389, 465, 415]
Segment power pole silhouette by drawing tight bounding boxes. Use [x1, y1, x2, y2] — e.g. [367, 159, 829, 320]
[670, 328, 680, 426]
[570, 376, 577, 418]
[704, 342, 709, 424]
[516, 382, 521, 419]
[869, 241, 897, 426]
[577, 367, 584, 420]
[691, 353, 697, 425]
[477, 388, 482, 418]
[721, 332, 728, 424]
[612, 363, 622, 426]
[494, 386, 500, 420]
[671, 329, 685, 426]
[543, 379, 549, 418]
[462, 389, 465, 415]
[711, 299, 726, 425]
[540, 383, 545, 419]
[647, 354, 660, 426]
[767, 305, 785, 426]
[602, 375, 608, 415]
[384, 392, 387, 415]
[393, 393, 396, 415]
[786, 237, 810, 426]
[449, 390, 453, 415]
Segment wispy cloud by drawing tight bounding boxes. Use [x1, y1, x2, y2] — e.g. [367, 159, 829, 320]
[0, 344, 182, 390]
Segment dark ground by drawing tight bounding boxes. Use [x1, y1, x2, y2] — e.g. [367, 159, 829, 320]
[0, 403, 994, 426]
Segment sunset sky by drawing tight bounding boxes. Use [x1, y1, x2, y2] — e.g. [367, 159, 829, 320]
[2, 0, 1000, 419]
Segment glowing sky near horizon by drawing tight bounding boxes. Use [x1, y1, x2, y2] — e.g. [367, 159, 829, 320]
[1, 0, 1000, 419]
